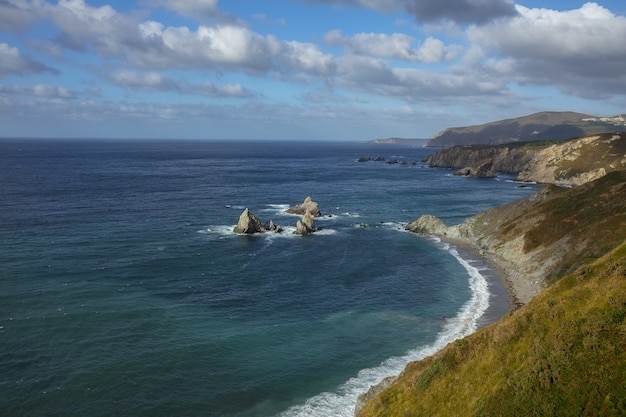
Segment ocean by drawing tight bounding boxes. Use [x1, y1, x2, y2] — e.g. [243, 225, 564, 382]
[0, 139, 538, 417]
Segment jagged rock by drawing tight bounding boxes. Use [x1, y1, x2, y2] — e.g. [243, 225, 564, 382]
[405, 214, 448, 235]
[387, 158, 399, 165]
[454, 158, 497, 178]
[294, 210, 316, 235]
[286, 196, 321, 217]
[233, 208, 265, 234]
[265, 220, 283, 233]
[358, 156, 372, 162]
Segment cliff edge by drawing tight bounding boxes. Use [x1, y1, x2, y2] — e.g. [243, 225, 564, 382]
[425, 132, 626, 186]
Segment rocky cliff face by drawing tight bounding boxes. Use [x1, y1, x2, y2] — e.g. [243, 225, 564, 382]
[425, 132, 626, 186]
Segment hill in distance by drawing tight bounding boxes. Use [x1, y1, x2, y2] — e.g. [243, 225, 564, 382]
[427, 111, 626, 147]
[368, 137, 430, 146]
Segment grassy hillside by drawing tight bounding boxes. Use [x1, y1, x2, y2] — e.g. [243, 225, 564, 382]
[357, 171, 626, 417]
[426, 111, 624, 147]
[357, 243, 626, 416]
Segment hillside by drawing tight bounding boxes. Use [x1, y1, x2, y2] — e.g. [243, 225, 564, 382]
[368, 137, 430, 146]
[426, 111, 626, 147]
[357, 239, 626, 416]
[425, 132, 626, 186]
[356, 140, 626, 416]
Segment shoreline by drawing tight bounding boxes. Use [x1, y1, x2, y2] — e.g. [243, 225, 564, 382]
[437, 238, 513, 327]
[436, 235, 529, 312]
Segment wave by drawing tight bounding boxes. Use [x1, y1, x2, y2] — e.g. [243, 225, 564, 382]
[199, 225, 338, 239]
[277, 239, 490, 417]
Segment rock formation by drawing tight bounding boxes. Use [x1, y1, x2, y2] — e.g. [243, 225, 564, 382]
[265, 220, 283, 233]
[453, 158, 497, 178]
[426, 132, 626, 186]
[294, 210, 316, 235]
[233, 208, 265, 234]
[405, 214, 448, 235]
[286, 196, 321, 217]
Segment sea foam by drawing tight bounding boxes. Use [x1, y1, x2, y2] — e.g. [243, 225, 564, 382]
[278, 240, 490, 417]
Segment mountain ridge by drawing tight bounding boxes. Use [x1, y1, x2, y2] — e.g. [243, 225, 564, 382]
[427, 111, 626, 147]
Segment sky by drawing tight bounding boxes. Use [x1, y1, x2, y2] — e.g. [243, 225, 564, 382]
[1, 1, 626, 141]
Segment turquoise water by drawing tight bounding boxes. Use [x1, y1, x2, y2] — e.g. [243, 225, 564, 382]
[0, 140, 538, 416]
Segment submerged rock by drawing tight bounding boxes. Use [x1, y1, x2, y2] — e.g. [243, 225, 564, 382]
[233, 208, 265, 234]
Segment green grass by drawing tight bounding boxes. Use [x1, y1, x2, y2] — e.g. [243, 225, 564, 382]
[357, 170, 626, 417]
[357, 242, 626, 417]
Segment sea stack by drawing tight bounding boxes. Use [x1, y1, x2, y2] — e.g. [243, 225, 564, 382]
[233, 208, 265, 234]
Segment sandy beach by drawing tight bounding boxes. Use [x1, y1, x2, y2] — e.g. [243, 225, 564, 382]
[436, 235, 536, 313]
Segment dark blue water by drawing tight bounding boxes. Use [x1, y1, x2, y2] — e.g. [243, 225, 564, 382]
[0, 139, 538, 417]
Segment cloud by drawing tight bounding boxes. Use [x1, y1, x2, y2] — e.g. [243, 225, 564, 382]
[468, 2, 626, 98]
[335, 55, 507, 103]
[0, 43, 58, 77]
[0, 0, 36, 31]
[145, 0, 219, 17]
[306, 0, 518, 24]
[28, 1, 335, 78]
[0, 83, 75, 98]
[402, 0, 518, 24]
[109, 70, 254, 98]
[325, 30, 462, 63]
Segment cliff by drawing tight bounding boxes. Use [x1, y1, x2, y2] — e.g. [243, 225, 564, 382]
[426, 111, 625, 147]
[425, 132, 626, 186]
[356, 137, 626, 416]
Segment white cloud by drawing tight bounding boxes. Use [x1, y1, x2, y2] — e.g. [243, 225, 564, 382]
[0, 0, 36, 31]
[0, 83, 75, 98]
[467, 2, 626, 98]
[325, 30, 462, 63]
[0, 43, 58, 77]
[146, 0, 219, 17]
[109, 70, 254, 98]
[335, 54, 506, 103]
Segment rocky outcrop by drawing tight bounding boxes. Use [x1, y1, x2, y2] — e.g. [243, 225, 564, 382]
[514, 133, 625, 185]
[265, 220, 283, 233]
[425, 145, 533, 174]
[405, 214, 448, 235]
[286, 196, 321, 217]
[233, 208, 266, 234]
[294, 210, 316, 235]
[453, 158, 497, 178]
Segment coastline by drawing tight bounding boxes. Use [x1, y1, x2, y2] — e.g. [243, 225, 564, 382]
[436, 235, 530, 311]
[354, 235, 519, 415]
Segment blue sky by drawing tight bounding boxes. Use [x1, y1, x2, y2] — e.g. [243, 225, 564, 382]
[1, 1, 625, 140]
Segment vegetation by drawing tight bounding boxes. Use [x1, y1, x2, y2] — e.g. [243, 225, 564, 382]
[427, 111, 625, 147]
[357, 242, 626, 417]
[357, 159, 626, 417]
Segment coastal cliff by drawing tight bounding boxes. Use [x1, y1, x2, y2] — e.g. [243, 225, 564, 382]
[426, 132, 626, 185]
[356, 135, 626, 416]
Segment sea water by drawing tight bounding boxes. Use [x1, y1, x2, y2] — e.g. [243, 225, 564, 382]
[0, 139, 538, 417]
